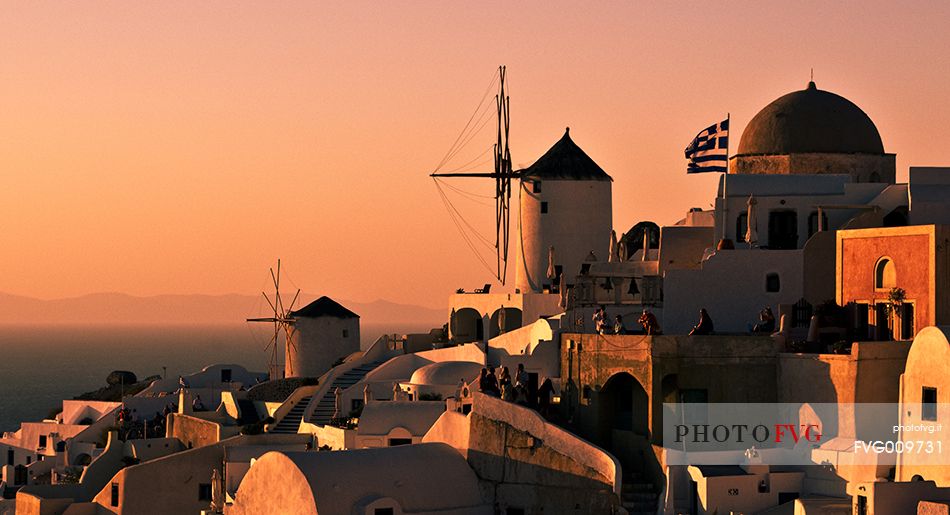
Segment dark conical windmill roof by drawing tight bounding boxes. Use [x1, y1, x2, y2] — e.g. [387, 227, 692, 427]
[520, 128, 613, 181]
[291, 296, 359, 319]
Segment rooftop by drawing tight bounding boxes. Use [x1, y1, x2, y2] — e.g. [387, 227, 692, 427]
[520, 128, 613, 182]
[737, 81, 884, 156]
[291, 296, 359, 319]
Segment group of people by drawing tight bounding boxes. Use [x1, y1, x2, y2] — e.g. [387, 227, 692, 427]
[591, 305, 777, 336]
[476, 363, 554, 417]
[116, 405, 174, 440]
[592, 305, 779, 336]
[592, 307, 628, 335]
[592, 306, 663, 335]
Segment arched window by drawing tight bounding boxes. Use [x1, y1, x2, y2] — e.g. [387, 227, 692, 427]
[875, 258, 896, 290]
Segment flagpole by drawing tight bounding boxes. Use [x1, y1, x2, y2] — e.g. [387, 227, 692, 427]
[721, 113, 730, 242]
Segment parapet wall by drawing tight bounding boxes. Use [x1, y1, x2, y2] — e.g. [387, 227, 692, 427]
[424, 392, 621, 514]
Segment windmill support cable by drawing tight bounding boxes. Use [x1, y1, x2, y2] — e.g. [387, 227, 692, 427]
[440, 105, 497, 169]
[433, 180, 497, 277]
[438, 144, 495, 176]
[434, 179, 496, 250]
[429, 65, 516, 285]
[434, 179, 496, 247]
[436, 175, 495, 200]
[434, 70, 500, 172]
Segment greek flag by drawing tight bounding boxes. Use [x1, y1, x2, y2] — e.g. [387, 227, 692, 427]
[685, 118, 729, 173]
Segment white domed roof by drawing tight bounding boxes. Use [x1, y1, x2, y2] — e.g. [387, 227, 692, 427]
[409, 361, 483, 386]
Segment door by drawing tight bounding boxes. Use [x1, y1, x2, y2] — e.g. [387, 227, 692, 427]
[768, 210, 798, 249]
[854, 303, 870, 340]
[875, 304, 892, 340]
[856, 495, 868, 515]
[901, 303, 915, 340]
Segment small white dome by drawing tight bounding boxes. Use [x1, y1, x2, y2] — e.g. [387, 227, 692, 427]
[409, 361, 483, 386]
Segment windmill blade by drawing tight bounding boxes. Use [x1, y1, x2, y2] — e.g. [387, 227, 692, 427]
[283, 324, 297, 352]
[271, 266, 286, 316]
[283, 330, 294, 376]
[246, 317, 278, 323]
[261, 292, 277, 315]
[287, 289, 301, 314]
[262, 329, 278, 352]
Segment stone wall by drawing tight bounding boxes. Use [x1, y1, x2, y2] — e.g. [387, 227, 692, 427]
[730, 153, 896, 184]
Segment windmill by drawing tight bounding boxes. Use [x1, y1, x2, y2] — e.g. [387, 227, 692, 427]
[431, 65, 518, 285]
[246, 259, 301, 381]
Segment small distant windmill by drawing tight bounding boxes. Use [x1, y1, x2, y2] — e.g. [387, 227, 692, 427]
[246, 260, 301, 381]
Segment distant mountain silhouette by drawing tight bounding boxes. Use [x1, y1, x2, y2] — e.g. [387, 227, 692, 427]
[0, 292, 445, 326]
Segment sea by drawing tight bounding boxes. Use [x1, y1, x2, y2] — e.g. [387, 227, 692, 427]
[0, 323, 432, 433]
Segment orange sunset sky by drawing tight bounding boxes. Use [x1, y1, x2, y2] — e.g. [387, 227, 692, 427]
[3, 1, 950, 309]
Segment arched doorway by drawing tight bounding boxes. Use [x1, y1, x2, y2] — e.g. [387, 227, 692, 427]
[489, 308, 523, 338]
[451, 308, 484, 343]
[599, 372, 649, 438]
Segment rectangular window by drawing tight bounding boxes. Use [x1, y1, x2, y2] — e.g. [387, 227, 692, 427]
[765, 273, 781, 293]
[198, 483, 213, 501]
[375, 509, 395, 515]
[342, 329, 349, 338]
[540, 201, 548, 214]
[221, 368, 232, 382]
[111, 482, 120, 507]
[922, 387, 938, 421]
[388, 438, 412, 447]
[532, 181, 541, 193]
[7, 449, 13, 465]
[38, 435, 47, 449]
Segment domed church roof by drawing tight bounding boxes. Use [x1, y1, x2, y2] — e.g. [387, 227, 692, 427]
[736, 81, 884, 156]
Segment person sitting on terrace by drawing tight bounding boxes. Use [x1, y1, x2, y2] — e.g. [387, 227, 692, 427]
[689, 308, 715, 336]
[592, 306, 607, 334]
[638, 310, 662, 335]
[613, 314, 626, 335]
[752, 307, 776, 333]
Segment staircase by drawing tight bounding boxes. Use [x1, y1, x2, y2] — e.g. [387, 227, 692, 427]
[269, 395, 312, 434]
[311, 360, 387, 425]
[620, 472, 658, 515]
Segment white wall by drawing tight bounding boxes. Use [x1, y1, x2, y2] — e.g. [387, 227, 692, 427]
[289, 316, 360, 378]
[517, 179, 612, 293]
[663, 249, 804, 334]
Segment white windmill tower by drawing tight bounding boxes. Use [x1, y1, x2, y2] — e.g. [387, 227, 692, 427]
[246, 260, 301, 381]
